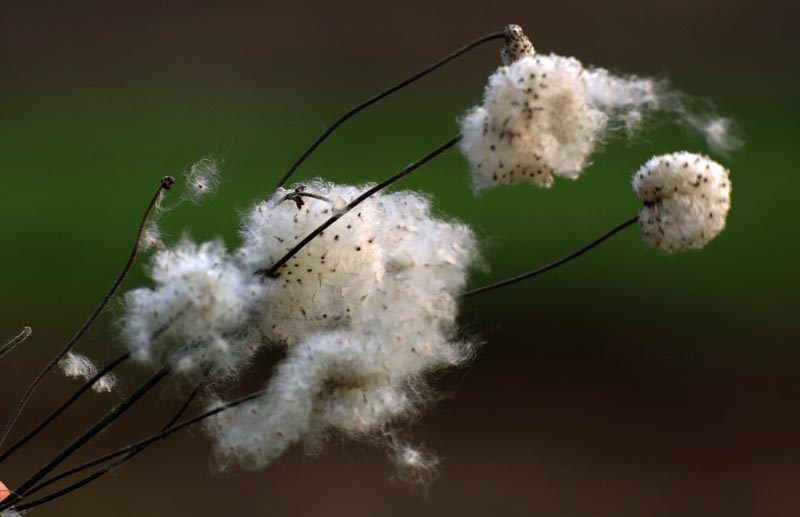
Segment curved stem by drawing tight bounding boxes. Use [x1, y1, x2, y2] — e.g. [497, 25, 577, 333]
[0, 176, 175, 450]
[270, 31, 504, 195]
[0, 326, 32, 360]
[20, 373, 207, 503]
[257, 135, 461, 277]
[0, 364, 172, 510]
[0, 352, 132, 465]
[462, 215, 639, 298]
[13, 388, 265, 512]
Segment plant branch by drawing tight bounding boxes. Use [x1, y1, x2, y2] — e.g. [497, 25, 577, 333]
[0, 363, 172, 510]
[19, 372, 208, 505]
[270, 31, 504, 195]
[0, 352, 132, 465]
[12, 387, 265, 512]
[0, 326, 32, 360]
[0, 176, 175, 450]
[461, 215, 639, 298]
[256, 135, 461, 277]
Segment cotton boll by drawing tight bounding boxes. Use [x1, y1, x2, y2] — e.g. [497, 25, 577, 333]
[208, 331, 414, 470]
[459, 54, 607, 190]
[239, 181, 384, 346]
[632, 152, 731, 252]
[121, 240, 265, 377]
[58, 352, 117, 393]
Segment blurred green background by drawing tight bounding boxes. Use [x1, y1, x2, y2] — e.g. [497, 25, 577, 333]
[1, 1, 798, 516]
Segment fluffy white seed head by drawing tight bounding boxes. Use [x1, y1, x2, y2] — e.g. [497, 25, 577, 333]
[460, 25, 739, 192]
[459, 54, 610, 190]
[239, 181, 384, 346]
[208, 182, 478, 469]
[58, 352, 117, 393]
[632, 152, 731, 252]
[121, 240, 265, 377]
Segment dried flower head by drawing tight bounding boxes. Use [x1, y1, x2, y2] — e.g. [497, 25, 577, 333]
[632, 152, 731, 252]
[501, 24, 535, 65]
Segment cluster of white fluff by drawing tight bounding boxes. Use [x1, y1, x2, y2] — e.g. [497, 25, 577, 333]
[459, 26, 737, 191]
[633, 152, 731, 252]
[206, 181, 477, 472]
[120, 180, 477, 477]
[58, 352, 117, 393]
[121, 240, 266, 377]
[237, 183, 384, 346]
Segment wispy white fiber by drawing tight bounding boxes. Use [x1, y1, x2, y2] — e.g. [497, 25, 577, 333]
[184, 158, 220, 202]
[58, 352, 117, 393]
[389, 439, 440, 488]
[633, 152, 731, 252]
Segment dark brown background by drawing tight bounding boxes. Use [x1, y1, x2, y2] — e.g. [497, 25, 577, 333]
[1, 1, 799, 516]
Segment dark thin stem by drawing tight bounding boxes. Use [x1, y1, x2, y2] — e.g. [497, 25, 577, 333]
[270, 31, 504, 195]
[0, 352, 132, 465]
[257, 135, 461, 277]
[0, 364, 172, 510]
[0, 326, 32, 360]
[0, 176, 175, 450]
[13, 388, 265, 512]
[21, 372, 208, 503]
[461, 215, 639, 298]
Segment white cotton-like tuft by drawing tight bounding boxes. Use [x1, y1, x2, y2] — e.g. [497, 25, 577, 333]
[239, 181, 385, 346]
[121, 239, 265, 377]
[207, 330, 414, 470]
[139, 221, 163, 251]
[184, 158, 220, 202]
[0, 511, 21, 517]
[58, 352, 117, 393]
[459, 54, 609, 190]
[389, 440, 440, 488]
[632, 152, 731, 252]
[682, 114, 742, 157]
[209, 182, 478, 470]
[460, 28, 739, 192]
